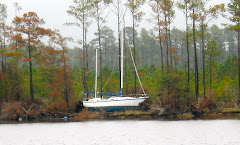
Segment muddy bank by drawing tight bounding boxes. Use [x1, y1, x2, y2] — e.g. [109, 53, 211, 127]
[1, 111, 240, 123]
[72, 108, 240, 121]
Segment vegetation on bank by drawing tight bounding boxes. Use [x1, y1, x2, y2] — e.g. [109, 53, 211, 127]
[0, 0, 240, 121]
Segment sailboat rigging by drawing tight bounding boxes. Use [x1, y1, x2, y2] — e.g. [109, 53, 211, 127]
[83, 23, 147, 112]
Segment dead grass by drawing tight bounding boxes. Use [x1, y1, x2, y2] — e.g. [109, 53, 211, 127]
[221, 108, 240, 113]
[74, 108, 105, 120]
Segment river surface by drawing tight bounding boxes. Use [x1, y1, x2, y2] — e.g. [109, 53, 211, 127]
[0, 120, 240, 145]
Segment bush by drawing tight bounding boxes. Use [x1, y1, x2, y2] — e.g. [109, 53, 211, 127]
[74, 108, 105, 120]
[43, 101, 68, 117]
[2, 99, 43, 120]
[198, 97, 217, 113]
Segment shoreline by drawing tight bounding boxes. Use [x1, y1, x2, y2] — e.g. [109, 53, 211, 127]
[1, 109, 240, 123]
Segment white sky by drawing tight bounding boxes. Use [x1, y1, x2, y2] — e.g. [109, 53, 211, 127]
[1, 0, 231, 48]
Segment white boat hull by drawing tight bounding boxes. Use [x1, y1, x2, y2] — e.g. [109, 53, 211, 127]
[83, 97, 146, 111]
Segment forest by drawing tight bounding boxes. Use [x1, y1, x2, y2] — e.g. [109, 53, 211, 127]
[0, 0, 240, 120]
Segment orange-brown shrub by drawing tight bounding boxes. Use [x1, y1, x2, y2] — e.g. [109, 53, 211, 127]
[43, 101, 67, 116]
[69, 98, 78, 112]
[198, 97, 217, 112]
[74, 108, 105, 120]
[2, 99, 43, 120]
[43, 98, 79, 115]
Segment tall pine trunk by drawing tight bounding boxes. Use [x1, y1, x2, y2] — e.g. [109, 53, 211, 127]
[238, 29, 240, 103]
[28, 33, 34, 102]
[30, 61, 33, 101]
[63, 49, 69, 111]
[201, 23, 206, 98]
[165, 14, 169, 73]
[124, 28, 128, 95]
[209, 55, 212, 97]
[186, 5, 190, 92]
[193, 8, 199, 100]
[82, 12, 87, 98]
[1, 42, 4, 73]
[169, 21, 172, 66]
[158, 14, 164, 73]
[164, 13, 170, 95]
[85, 30, 89, 97]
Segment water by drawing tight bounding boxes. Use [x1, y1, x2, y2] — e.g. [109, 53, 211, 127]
[0, 120, 240, 145]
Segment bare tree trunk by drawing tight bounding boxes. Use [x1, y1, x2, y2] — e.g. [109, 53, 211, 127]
[165, 14, 169, 73]
[169, 21, 172, 66]
[1, 42, 4, 73]
[181, 42, 184, 69]
[28, 33, 34, 102]
[82, 13, 87, 98]
[145, 48, 147, 65]
[201, 23, 206, 98]
[174, 38, 177, 70]
[124, 28, 128, 95]
[165, 14, 169, 95]
[30, 55, 34, 101]
[80, 49, 83, 82]
[104, 40, 107, 66]
[193, 8, 199, 100]
[210, 55, 212, 97]
[186, 3, 190, 92]
[85, 30, 89, 97]
[157, 9, 164, 73]
[141, 46, 144, 66]
[238, 29, 240, 103]
[63, 49, 69, 112]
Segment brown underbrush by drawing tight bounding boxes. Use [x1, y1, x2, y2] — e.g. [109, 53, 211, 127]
[74, 108, 106, 120]
[1, 98, 79, 120]
[1, 99, 44, 120]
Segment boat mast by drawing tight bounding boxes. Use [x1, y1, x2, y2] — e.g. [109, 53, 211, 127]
[95, 44, 98, 98]
[121, 24, 124, 97]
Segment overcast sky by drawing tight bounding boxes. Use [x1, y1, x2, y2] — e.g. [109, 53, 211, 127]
[1, 0, 231, 48]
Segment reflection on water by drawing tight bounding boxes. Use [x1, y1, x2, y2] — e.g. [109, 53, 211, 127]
[0, 120, 240, 145]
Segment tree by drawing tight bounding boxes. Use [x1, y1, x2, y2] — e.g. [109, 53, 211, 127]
[206, 40, 220, 97]
[171, 27, 184, 69]
[11, 12, 52, 101]
[51, 30, 72, 111]
[189, 0, 200, 100]
[109, 0, 126, 91]
[67, 0, 95, 98]
[99, 26, 117, 67]
[178, 0, 190, 91]
[126, 0, 145, 94]
[149, 0, 164, 73]
[13, 2, 22, 17]
[0, 3, 7, 74]
[157, 0, 174, 95]
[158, 0, 174, 73]
[93, 0, 110, 97]
[12, 2, 22, 65]
[210, 25, 226, 61]
[227, 0, 240, 103]
[166, 1, 175, 67]
[198, 0, 219, 98]
[0, 3, 8, 102]
[139, 28, 158, 66]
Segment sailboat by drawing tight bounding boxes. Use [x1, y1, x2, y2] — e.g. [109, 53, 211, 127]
[83, 25, 147, 112]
